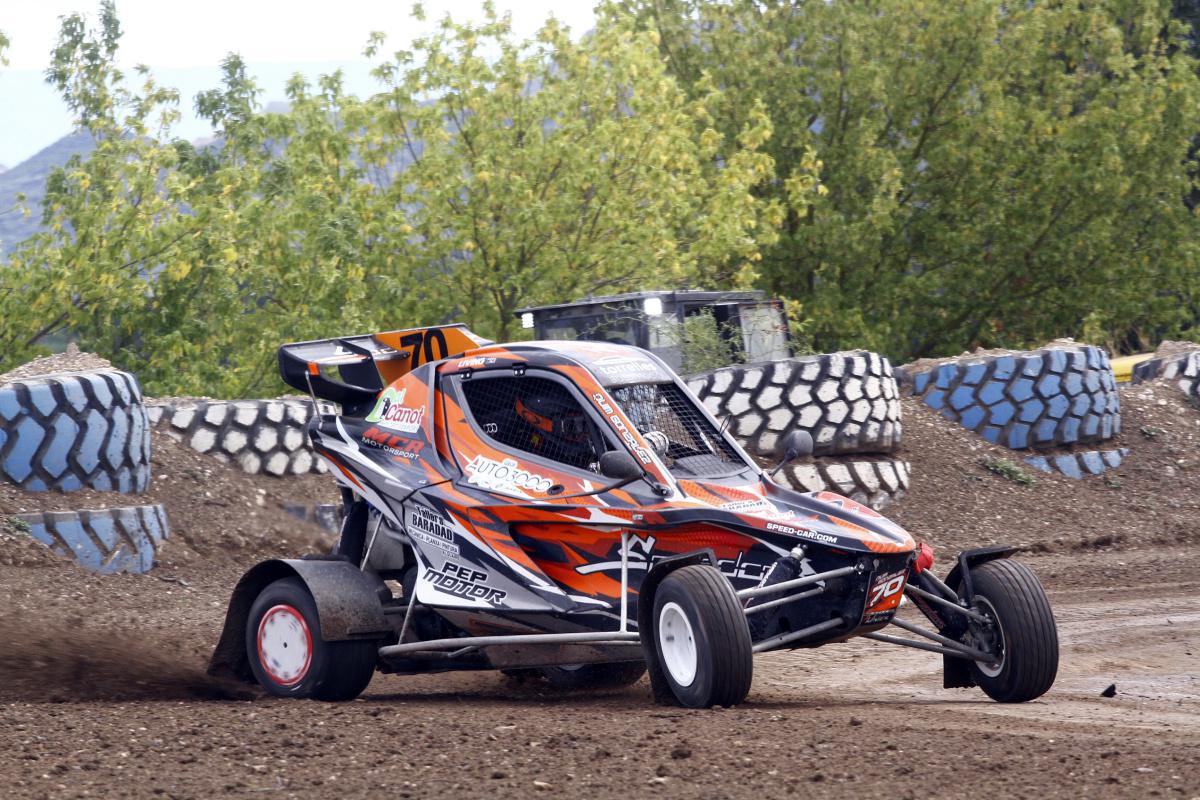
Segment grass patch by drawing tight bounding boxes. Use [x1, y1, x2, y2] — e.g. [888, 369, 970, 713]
[981, 456, 1037, 486]
[5, 516, 31, 534]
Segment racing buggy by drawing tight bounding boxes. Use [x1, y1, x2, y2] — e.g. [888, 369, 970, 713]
[209, 324, 1059, 708]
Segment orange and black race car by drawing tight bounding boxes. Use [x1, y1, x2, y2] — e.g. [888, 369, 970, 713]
[208, 325, 1059, 708]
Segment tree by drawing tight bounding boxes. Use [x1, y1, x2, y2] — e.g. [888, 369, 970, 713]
[357, 7, 793, 341]
[613, 0, 1200, 358]
[0, 3, 799, 396]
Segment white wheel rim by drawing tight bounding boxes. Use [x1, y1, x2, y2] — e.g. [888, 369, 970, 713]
[258, 605, 313, 686]
[973, 596, 1005, 678]
[658, 602, 698, 687]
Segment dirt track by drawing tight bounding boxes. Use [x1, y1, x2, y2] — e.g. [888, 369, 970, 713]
[0, 546, 1196, 799]
[3, 384, 1200, 798]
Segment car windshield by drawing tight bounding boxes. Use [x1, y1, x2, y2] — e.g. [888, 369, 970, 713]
[607, 382, 749, 478]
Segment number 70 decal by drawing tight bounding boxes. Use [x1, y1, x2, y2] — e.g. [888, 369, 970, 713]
[866, 570, 907, 612]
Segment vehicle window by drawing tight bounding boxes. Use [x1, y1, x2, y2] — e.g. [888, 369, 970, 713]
[460, 375, 606, 472]
[609, 382, 747, 477]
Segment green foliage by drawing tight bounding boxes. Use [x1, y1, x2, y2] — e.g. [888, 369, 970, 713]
[673, 308, 744, 374]
[614, 0, 1200, 359]
[0, 4, 793, 397]
[982, 456, 1037, 487]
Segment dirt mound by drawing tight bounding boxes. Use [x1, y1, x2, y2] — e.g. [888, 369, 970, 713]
[0, 345, 114, 385]
[888, 381, 1200, 554]
[900, 338, 1087, 376]
[1151, 339, 1200, 360]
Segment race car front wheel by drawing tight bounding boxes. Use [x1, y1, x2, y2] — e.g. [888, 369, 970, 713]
[649, 565, 753, 708]
[245, 577, 378, 701]
[962, 559, 1058, 702]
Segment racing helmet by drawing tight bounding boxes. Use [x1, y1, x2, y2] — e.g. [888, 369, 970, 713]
[515, 393, 591, 452]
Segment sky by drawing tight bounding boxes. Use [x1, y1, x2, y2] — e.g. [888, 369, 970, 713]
[0, 0, 598, 167]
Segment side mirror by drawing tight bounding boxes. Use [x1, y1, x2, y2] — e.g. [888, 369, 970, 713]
[599, 450, 643, 482]
[770, 430, 813, 477]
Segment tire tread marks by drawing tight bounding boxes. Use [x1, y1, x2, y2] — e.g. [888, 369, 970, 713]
[0, 370, 150, 493]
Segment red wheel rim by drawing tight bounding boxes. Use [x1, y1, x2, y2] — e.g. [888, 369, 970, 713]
[257, 604, 313, 686]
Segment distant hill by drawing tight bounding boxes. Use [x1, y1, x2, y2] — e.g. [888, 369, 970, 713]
[0, 132, 94, 253]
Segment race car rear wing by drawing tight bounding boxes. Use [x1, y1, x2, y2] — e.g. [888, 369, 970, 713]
[278, 324, 492, 408]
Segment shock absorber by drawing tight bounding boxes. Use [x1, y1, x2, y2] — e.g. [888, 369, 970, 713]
[745, 545, 808, 639]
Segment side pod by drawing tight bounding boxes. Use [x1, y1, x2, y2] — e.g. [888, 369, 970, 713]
[208, 557, 393, 683]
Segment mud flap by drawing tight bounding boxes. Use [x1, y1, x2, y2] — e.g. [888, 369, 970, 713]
[636, 549, 718, 704]
[207, 557, 392, 683]
[942, 545, 1018, 689]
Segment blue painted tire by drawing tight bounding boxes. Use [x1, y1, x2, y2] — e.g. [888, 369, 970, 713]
[898, 346, 1119, 449]
[11, 504, 170, 573]
[0, 370, 151, 493]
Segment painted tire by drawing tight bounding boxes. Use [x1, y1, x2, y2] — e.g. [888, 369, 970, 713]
[11, 504, 170, 573]
[898, 345, 1119, 450]
[686, 351, 901, 458]
[776, 457, 910, 510]
[0, 370, 151, 493]
[1131, 351, 1200, 400]
[1023, 448, 1129, 479]
[148, 399, 335, 476]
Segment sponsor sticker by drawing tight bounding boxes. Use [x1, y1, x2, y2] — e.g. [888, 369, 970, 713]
[456, 356, 497, 370]
[465, 455, 554, 494]
[591, 355, 665, 383]
[426, 560, 506, 603]
[765, 521, 838, 544]
[361, 426, 424, 461]
[365, 387, 426, 433]
[592, 392, 655, 465]
[405, 504, 460, 556]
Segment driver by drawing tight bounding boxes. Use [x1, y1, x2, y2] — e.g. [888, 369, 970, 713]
[514, 393, 598, 471]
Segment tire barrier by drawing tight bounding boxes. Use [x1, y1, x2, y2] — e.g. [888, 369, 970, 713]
[282, 502, 343, 534]
[0, 370, 151, 493]
[1022, 448, 1129, 480]
[11, 504, 170, 573]
[898, 345, 1120, 450]
[147, 399, 335, 476]
[1131, 351, 1200, 400]
[686, 351, 902, 458]
[775, 457, 910, 510]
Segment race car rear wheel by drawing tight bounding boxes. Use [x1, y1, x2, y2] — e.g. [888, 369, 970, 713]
[649, 565, 753, 708]
[539, 661, 647, 689]
[963, 559, 1058, 703]
[245, 577, 377, 701]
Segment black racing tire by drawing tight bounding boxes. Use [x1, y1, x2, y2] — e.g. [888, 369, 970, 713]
[649, 565, 753, 708]
[686, 351, 901, 458]
[148, 398, 335, 476]
[245, 577, 377, 701]
[539, 661, 647, 689]
[962, 560, 1058, 703]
